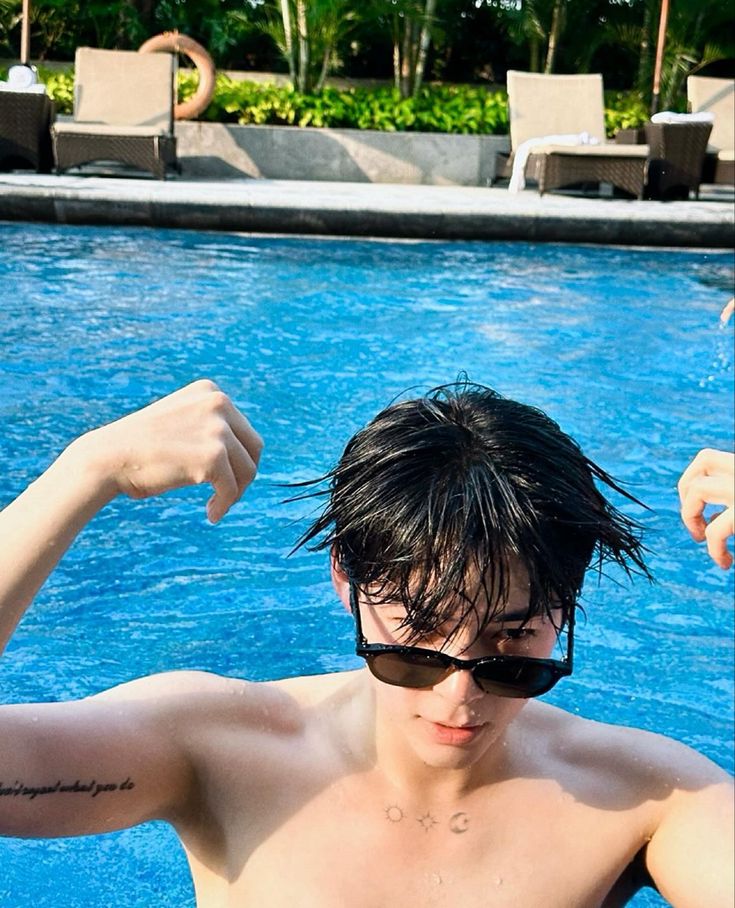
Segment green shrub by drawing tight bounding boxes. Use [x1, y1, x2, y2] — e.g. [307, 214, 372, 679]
[180, 74, 509, 134]
[42, 70, 75, 114]
[604, 90, 650, 136]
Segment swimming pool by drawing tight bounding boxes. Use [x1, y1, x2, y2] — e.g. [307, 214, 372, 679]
[0, 222, 733, 907]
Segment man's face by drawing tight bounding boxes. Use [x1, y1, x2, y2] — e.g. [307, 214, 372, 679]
[354, 566, 561, 771]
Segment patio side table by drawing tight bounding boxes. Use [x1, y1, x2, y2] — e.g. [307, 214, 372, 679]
[0, 92, 55, 172]
[644, 121, 713, 200]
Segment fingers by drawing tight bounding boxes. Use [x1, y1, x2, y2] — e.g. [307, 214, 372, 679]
[185, 382, 263, 469]
[218, 395, 264, 473]
[195, 388, 263, 523]
[678, 449, 734, 502]
[705, 508, 735, 570]
[680, 474, 733, 541]
[678, 448, 735, 569]
[206, 428, 259, 524]
[720, 298, 734, 325]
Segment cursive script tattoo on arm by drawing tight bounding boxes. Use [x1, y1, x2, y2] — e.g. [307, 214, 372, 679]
[0, 777, 136, 801]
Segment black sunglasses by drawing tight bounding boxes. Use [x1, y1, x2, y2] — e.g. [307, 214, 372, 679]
[350, 582, 573, 699]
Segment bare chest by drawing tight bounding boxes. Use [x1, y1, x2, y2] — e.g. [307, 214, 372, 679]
[184, 777, 651, 908]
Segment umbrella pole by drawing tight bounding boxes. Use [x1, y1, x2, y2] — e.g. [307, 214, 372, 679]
[651, 0, 670, 115]
[20, 0, 31, 64]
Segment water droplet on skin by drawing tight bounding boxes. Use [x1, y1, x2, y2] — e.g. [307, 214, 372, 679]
[431, 873, 442, 886]
[494, 876, 504, 886]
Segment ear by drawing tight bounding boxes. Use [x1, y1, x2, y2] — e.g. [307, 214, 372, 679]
[330, 550, 352, 614]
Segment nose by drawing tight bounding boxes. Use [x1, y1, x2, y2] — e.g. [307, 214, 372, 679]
[433, 664, 485, 705]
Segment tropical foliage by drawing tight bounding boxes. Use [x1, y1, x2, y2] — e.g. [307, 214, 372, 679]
[0, 0, 732, 113]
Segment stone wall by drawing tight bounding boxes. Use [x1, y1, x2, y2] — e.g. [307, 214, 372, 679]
[175, 121, 510, 186]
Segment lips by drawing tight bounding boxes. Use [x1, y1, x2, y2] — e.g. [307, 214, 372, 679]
[426, 720, 485, 746]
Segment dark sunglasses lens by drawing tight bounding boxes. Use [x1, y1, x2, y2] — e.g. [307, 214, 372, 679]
[473, 660, 558, 698]
[366, 651, 448, 689]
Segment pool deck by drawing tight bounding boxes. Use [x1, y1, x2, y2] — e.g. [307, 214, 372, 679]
[1, 172, 733, 247]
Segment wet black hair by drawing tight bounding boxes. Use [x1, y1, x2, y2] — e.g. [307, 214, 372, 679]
[291, 380, 650, 644]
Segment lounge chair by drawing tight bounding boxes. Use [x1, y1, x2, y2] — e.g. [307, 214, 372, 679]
[52, 48, 177, 180]
[687, 76, 734, 185]
[498, 71, 649, 198]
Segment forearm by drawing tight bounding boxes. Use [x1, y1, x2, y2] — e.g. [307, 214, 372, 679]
[0, 432, 117, 654]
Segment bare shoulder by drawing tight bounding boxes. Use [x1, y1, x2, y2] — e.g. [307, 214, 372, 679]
[522, 704, 733, 906]
[521, 701, 731, 805]
[93, 669, 307, 735]
[269, 668, 363, 708]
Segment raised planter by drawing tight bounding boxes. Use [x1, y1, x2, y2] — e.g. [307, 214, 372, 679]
[175, 121, 510, 186]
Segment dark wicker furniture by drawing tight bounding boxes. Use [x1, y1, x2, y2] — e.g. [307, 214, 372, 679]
[495, 146, 646, 198]
[644, 121, 713, 200]
[53, 129, 177, 180]
[702, 154, 734, 186]
[0, 92, 54, 172]
[533, 148, 647, 198]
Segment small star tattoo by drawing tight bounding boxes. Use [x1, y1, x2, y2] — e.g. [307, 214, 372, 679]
[417, 812, 439, 832]
[385, 805, 404, 823]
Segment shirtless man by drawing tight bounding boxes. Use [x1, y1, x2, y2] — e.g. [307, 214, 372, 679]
[1, 379, 732, 907]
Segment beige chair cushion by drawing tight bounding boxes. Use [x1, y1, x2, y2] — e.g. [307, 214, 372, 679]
[688, 76, 734, 153]
[73, 47, 174, 132]
[533, 142, 649, 157]
[53, 122, 167, 137]
[507, 71, 607, 149]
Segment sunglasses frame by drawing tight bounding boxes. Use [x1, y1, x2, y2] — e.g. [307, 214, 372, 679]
[349, 581, 574, 698]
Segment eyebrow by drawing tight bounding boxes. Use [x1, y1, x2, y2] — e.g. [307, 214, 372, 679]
[492, 608, 535, 623]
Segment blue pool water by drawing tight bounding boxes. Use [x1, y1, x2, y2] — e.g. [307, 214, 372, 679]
[0, 222, 733, 907]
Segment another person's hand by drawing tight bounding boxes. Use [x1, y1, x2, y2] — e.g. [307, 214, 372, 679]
[81, 380, 263, 523]
[720, 298, 734, 325]
[678, 449, 734, 570]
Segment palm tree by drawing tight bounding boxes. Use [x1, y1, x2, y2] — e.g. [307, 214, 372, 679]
[259, 0, 358, 92]
[369, 0, 440, 97]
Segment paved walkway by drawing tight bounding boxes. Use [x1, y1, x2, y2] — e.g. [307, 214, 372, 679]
[0, 172, 733, 247]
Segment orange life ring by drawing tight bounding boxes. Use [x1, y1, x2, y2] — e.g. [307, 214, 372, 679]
[139, 31, 216, 121]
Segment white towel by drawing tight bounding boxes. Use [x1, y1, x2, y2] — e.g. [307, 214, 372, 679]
[651, 111, 715, 125]
[0, 64, 46, 93]
[509, 132, 599, 193]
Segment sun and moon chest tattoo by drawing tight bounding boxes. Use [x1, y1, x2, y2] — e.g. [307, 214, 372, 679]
[0, 777, 136, 802]
[385, 804, 470, 834]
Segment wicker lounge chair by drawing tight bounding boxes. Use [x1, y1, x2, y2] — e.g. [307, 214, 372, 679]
[687, 76, 734, 186]
[52, 48, 177, 180]
[497, 71, 649, 198]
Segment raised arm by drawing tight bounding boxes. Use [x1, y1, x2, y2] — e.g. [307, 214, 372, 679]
[0, 380, 263, 839]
